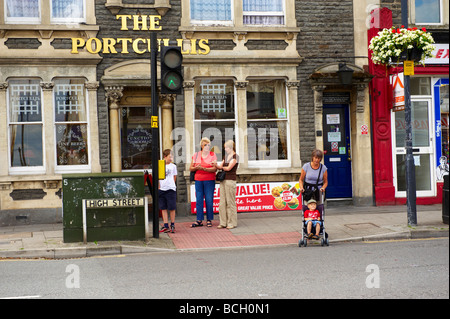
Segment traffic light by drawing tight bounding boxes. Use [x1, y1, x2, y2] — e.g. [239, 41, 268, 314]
[160, 46, 183, 94]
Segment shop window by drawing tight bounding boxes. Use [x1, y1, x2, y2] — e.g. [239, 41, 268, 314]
[54, 78, 89, 170]
[243, 0, 285, 25]
[246, 79, 288, 163]
[8, 79, 44, 171]
[190, 0, 232, 24]
[194, 79, 236, 156]
[410, 78, 431, 96]
[121, 107, 152, 170]
[414, 0, 443, 25]
[5, 0, 40, 23]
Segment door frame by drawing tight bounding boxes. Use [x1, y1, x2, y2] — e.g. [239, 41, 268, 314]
[322, 103, 353, 198]
[391, 97, 435, 197]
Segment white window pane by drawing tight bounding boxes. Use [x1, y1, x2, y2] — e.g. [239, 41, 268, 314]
[415, 0, 441, 23]
[9, 80, 42, 123]
[247, 79, 286, 120]
[243, 0, 283, 12]
[54, 79, 87, 122]
[10, 124, 43, 167]
[6, 0, 39, 18]
[190, 0, 232, 21]
[395, 101, 430, 148]
[194, 121, 236, 156]
[194, 79, 235, 120]
[243, 0, 284, 25]
[52, 0, 84, 19]
[396, 154, 432, 191]
[247, 121, 288, 161]
[56, 124, 89, 165]
[243, 16, 284, 25]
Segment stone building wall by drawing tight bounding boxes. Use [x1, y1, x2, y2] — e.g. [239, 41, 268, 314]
[295, 0, 355, 164]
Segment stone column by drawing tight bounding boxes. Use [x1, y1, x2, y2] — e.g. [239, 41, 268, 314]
[353, 83, 373, 205]
[41, 82, 55, 174]
[287, 81, 301, 166]
[312, 85, 326, 154]
[235, 81, 248, 169]
[0, 82, 8, 176]
[86, 82, 101, 172]
[183, 81, 195, 169]
[105, 86, 123, 172]
[159, 93, 176, 151]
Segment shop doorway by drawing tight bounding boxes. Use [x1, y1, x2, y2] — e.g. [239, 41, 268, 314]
[392, 99, 434, 197]
[322, 104, 353, 198]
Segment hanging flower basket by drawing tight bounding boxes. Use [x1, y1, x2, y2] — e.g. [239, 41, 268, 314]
[369, 26, 435, 65]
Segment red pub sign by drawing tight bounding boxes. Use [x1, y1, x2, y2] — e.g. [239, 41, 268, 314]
[190, 182, 302, 214]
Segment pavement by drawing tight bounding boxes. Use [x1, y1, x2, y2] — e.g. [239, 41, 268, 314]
[0, 204, 448, 259]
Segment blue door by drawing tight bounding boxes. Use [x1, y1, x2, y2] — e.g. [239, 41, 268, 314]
[323, 104, 352, 198]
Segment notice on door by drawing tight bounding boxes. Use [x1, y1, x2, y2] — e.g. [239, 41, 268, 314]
[326, 114, 340, 124]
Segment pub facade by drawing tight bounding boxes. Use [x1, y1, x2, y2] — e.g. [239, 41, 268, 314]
[0, 0, 375, 224]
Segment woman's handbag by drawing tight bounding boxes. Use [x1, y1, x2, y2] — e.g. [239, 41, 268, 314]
[190, 152, 199, 182]
[216, 170, 226, 181]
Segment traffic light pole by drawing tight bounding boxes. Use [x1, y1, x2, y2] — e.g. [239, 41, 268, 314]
[150, 32, 160, 238]
[401, 0, 417, 226]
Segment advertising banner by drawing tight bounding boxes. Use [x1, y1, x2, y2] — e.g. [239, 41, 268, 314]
[190, 182, 302, 214]
[391, 72, 405, 112]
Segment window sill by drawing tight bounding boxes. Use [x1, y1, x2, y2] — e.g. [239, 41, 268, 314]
[179, 25, 300, 36]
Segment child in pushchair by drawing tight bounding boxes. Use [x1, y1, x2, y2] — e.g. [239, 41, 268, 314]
[299, 194, 329, 247]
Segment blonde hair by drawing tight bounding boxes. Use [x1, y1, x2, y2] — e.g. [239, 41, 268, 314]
[224, 140, 235, 152]
[200, 137, 211, 149]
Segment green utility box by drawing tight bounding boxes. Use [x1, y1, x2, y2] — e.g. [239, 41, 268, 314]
[62, 172, 146, 243]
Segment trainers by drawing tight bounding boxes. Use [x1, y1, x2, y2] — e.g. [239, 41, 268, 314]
[159, 226, 169, 233]
[170, 225, 175, 233]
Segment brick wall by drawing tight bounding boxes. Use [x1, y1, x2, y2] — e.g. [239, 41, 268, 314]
[295, 0, 355, 164]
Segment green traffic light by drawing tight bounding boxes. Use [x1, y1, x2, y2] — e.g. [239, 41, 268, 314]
[163, 71, 181, 91]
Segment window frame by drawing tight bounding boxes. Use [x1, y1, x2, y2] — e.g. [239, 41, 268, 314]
[50, 0, 86, 24]
[246, 78, 290, 168]
[391, 76, 435, 197]
[411, 0, 444, 26]
[193, 78, 238, 157]
[189, 0, 234, 26]
[53, 78, 91, 174]
[243, 0, 286, 26]
[7, 78, 46, 175]
[4, 0, 41, 24]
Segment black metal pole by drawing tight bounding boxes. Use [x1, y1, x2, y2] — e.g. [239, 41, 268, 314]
[401, 0, 417, 226]
[150, 32, 160, 238]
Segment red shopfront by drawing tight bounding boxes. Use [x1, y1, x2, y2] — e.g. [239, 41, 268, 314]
[369, 8, 449, 206]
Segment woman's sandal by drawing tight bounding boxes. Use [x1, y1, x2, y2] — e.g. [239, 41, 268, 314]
[206, 220, 212, 227]
[190, 221, 203, 228]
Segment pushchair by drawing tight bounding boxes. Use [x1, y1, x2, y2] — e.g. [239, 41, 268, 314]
[298, 191, 329, 247]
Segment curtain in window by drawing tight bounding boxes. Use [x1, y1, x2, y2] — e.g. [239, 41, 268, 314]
[191, 0, 232, 21]
[243, 0, 284, 25]
[243, 0, 283, 12]
[52, 0, 83, 19]
[6, 0, 39, 18]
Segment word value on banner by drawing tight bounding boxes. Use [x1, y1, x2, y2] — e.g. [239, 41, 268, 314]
[190, 182, 303, 214]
